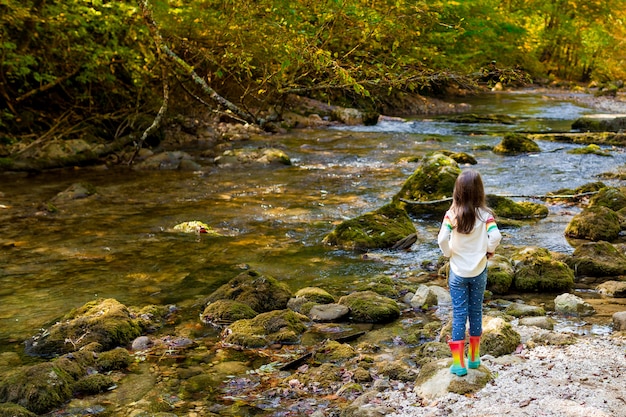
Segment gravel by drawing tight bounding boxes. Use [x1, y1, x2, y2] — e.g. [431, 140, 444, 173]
[379, 329, 626, 417]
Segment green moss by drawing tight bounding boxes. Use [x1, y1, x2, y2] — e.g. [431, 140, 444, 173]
[205, 270, 293, 313]
[338, 291, 400, 323]
[448, 367, 492, 395]
[487, 195, 548, 220]
[487, 256, 514, 294]
[0, 403, 37, 417]
[568, 241, 626, 277]
[493, 133, 540, 155]
[393, 153, 460, 216]
[322, 203, 416, 251]
[565, 206, 621, 242]
[293, 287, 335, 304]
[224, 309, 309, 348]
[201, 299, 257, 325]
[567, 144, 612, 156]
[589, 187, 626, 211]
[512, 247, 575, 292]
[96, 347, 132, 372]
[444, 114, 516, 124]
[0, 361, 77, 414]
[313, 340, 357, 363]
[73, 373, 115, 395]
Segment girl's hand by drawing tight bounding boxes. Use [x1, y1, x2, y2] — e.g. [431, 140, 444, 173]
[486, 252, 494, 259]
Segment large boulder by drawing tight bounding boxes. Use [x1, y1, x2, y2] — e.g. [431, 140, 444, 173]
[512, 247, 575, 292]
[393, 153, 460, 216]
[492, 133, 540, 155]
[24, 298, 142, 357]
[205, 270, 292, 313]
[322, 203, 416, 251]
[200, 299, 258, 326]
[567, 241, 626, 277]
[565, 206, 621, 242]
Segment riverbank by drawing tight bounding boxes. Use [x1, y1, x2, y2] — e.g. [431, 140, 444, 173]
[380, 327, 626, 417]
[374, 90, 626, 417]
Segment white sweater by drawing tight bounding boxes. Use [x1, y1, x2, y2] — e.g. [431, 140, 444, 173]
[437, 208, 502, 277]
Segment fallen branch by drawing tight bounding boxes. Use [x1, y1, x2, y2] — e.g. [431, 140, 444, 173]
[400, 191, 600, 205]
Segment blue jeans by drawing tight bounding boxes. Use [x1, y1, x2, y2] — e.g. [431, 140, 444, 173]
[449, 267, 487, 341]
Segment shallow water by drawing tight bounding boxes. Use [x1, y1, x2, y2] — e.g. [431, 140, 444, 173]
[1, 90, 625, 350]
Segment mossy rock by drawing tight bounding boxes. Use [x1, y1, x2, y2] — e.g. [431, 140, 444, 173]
[201, 299, 258, 326]
[205, 270, 292, 313]
[481, 316, 521, 357]
[72, 373, 116, 395]
[0, 359, 81, 414]
[504, 302, 546, 318]
[293, 287, 336, 304]
[567, 241, 626, 277]
[96, 347, 133, 372]
[589, 187, 626, 212]
[393, 153, 460, 216]
[493, 133, 540, 155]
[223, 309, 309, 348]
[486, 255, 515, 294]
[355, 275, 399, 298]
[376, 360, 418, 382]
[284, 362, 342, 390]
[413, 341, 450, 366]
[512, 247, 575, 292]
[487, 195, 548, 220]
[439, 150, 477, 165]
[565, 206, 621, 242]
[313, 340, 357, 363]
[567, 144, 612, 156]
[0, 403, 37, 417]
[338, 291, 400, 324]
[322, 203, 416, 251]
[24, 298, 142, 357]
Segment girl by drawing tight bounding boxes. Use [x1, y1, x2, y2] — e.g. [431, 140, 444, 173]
[437, 169, 502, 376]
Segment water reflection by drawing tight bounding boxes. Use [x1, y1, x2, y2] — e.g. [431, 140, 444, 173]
[1, 91, 625, 348]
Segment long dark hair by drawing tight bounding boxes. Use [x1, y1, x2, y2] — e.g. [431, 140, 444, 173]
[450, 169, 492, 234]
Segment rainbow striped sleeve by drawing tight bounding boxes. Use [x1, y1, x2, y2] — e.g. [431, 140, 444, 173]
[443, 214, 454, 231]
[486, 216, 498, 232]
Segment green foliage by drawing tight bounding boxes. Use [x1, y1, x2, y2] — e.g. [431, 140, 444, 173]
[1, 0, 625, 147]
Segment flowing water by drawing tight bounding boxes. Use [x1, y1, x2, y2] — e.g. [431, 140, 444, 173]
[1, 90, 625, 353]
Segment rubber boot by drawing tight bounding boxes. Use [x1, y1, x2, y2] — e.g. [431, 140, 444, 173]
[448, 340, 467, 376]
[468, 335, 481, 369]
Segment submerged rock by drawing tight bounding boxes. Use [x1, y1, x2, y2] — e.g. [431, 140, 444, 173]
[492, 133, 540, 155]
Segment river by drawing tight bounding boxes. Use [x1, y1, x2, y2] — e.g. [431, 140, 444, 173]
[1, 89, 625, 354]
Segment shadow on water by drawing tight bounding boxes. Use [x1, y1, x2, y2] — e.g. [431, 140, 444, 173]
[1, 90, 625, 349]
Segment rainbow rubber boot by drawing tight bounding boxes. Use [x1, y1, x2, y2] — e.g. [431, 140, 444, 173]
[468, 335, 481, 369]
[448, 340, 467, 376]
